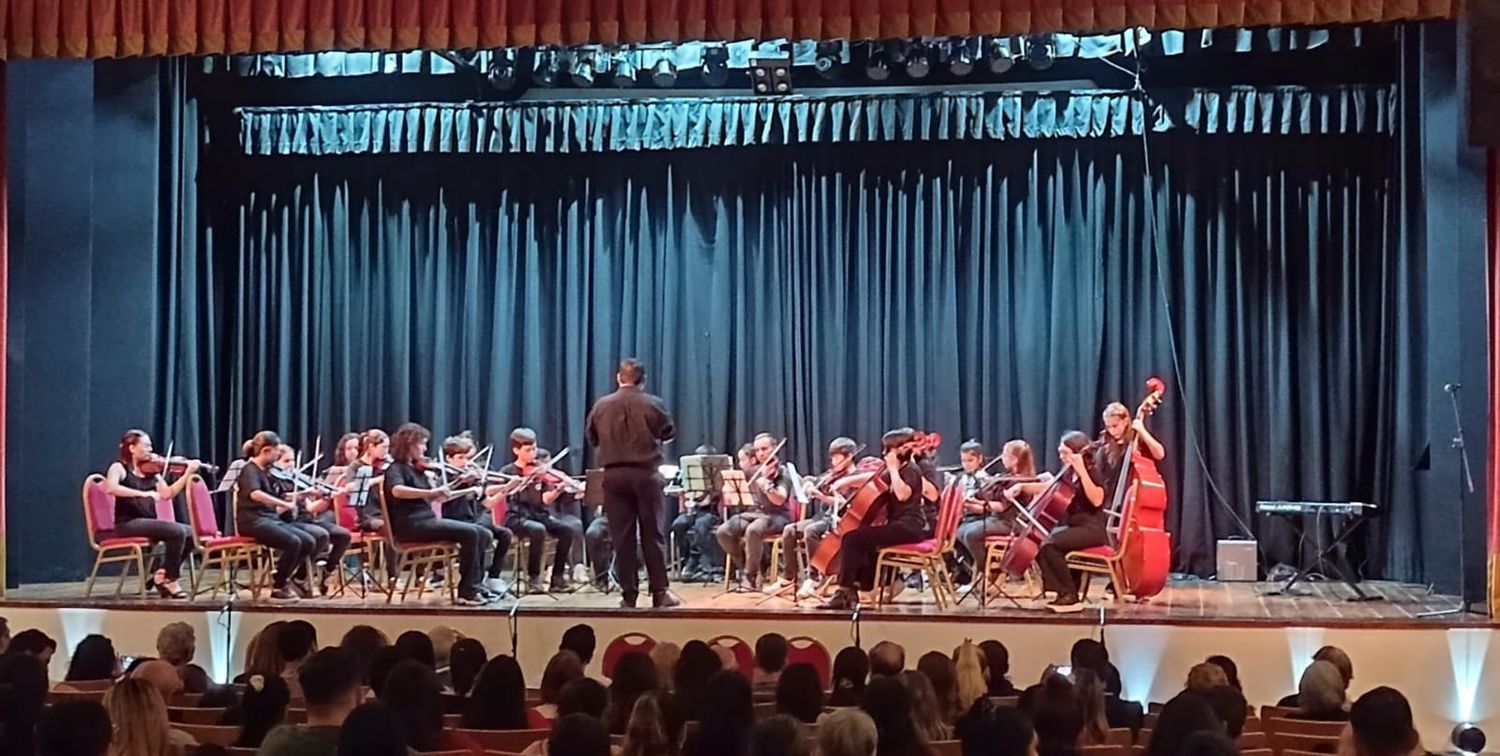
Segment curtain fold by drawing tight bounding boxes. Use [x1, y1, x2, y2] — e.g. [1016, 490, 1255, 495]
[171, 132, 1423, 579]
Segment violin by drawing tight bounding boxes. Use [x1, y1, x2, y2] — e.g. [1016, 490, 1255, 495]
[140, 455, 219, 476]
[268, 465, 342, 496]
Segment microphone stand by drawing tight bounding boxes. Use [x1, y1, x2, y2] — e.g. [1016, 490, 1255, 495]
[509, 601, 521, 654]
[1420, 383, 1488, 618]
[850, 604, 862, 649]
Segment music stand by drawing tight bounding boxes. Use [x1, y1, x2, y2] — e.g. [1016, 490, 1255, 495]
[680, 454, 732, 498]
[719, 470, 754, 515]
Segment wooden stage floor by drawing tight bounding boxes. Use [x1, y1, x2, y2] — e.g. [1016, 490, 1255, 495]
[0, 576, 1488, 628]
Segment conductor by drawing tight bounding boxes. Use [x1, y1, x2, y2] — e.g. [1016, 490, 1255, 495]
[585, 357, 680, 608]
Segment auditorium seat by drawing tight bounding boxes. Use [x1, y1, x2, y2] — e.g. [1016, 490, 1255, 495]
[176, 724, 239, 747]
[1238, 731, 1269, 749]
[708, 634, 755, 677]
[1082, 745, 1128, 756]
[786, 636, 832, 689]
[454, 728, 552, 752]
[933, 741, 963, 756]
[47, 689, 106, 703]
[168, 706, 227, 725]
[1105, 728, 1133, 746]
[1271, 735, 1342, 755]
[1266, 718, 1347, 737]
[601, 633, 657, 679]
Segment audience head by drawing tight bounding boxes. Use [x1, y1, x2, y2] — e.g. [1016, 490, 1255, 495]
[1204, 655, 1241, 691]
[755, 633, 790, 674]
[541, 650, 586, 705]
[775, 662, 825, 724]
[650, 642, 682, 691]
[104, 678, 171, 756]
[237, 672, 291, 747]
[862, 674, 928, 755]
[607, 651, 661, 734]
[393, 630, 436, 669]
[131, 659, 184, 700]
[155, 622, 195, 667]
[180, 664, 210, 694]
[672, 640, 723, 719]
[9, 629, 58, 664]
[903, 669, 953, 743]
[714, 644, 739, 672]
[560, 624, 598, 666]
[831, 646, 871, 705]
[36, 699, 112, 756]
[956, 698, 1039, 756]
[65, 635, 119, 682]
[244, 622, 287, 678]
[1312, 646, 1354, 688]
[0, 653, 49, 755]
[558, 677, 610, 719]
[1348, 687, 1419, 756]
[1069, 639, 1109, 678]
[123, 656, 154, 676]
[380, 659, 446, 751]
[751, 714, 810, 756]
[338, 625, 390, 676]
[953, 641, 988, 712]
[622, 692, 684, 756]
[1207, 685, 1248, 738]
[869, 641, 905, 677]
[818, 708, 879, 756]
[1071, 667, 1110, 745]
[980, 640, 1012, 692]
[918, 651, 962, 724]
[695, 671, 756, 756]
[299, 648, 364, 724]
[337, 701, 410, 756]
[463, 655, 530, 730]
[428, 625, 462, 669]
[1031, 675, 1086, 756]
[1178, 731, 1240, 756]
[368, 646, 402, 697]
[1147, 691, 1225, 756]
[448, 637, 488, 696]
[551, 712, 613, 756]
[1297, 660, 1347, 714]
[1186, 662, 1230, 694]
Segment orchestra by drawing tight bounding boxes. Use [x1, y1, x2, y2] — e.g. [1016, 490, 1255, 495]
[97, 373, 1169, 613]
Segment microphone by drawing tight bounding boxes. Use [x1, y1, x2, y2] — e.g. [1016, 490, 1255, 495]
[1446, 383, 1462, 393]
[851, 604, 862, 649]
[509, 602, 520, 655]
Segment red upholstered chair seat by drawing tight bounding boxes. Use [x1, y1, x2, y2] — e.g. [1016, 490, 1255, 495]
[98, 536, 151, 548]
[884, 539, 939, 555]
[397, 542, 449, 550]
[202, 535, 257, 548]
[1074, 545, 1116, 558]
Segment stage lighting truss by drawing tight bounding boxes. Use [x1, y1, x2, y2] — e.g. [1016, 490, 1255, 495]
[750, 55, 793, 95]
[486, 49, 518, 90]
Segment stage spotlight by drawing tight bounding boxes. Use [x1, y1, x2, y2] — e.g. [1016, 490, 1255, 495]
[986, 37, 1015, 74]
[613, 51, 637, 87]
[1024, 34, 1056, 70]
[814, 40, 842, 79]
[1453, 724, 1487, 755]
[487, 49, 518, 90]
[749, 56, 792, 94]
[905, 42, 931, 78]
[947, 39, 977, 76]
[652, 58, 678, 87]
[701, 44, 730, 86]
[569, 50, 596, 87]
[866, 42, 892, 81]
[533, 47, 560, 86]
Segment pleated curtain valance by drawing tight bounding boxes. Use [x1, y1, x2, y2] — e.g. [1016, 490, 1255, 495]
[236, 85, 1397, 156]
[0, 0, 1461, 59]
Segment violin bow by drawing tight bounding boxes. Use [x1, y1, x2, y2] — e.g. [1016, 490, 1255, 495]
[748, 437, 789, 484]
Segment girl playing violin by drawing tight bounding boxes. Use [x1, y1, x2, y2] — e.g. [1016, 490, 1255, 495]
[824, 428, 929, 611]
[273, 444, 350, 594]
[336, 429, 389, 532]
[955, 440, 1036, 589]
[103, 429, 197, 599]
[235, 431, 320, 600]
[715, 432, 795, 592]
[438, 432, 514, 596]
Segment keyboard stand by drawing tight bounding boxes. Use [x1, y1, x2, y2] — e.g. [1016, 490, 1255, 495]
[1264, 511, 1382, 601]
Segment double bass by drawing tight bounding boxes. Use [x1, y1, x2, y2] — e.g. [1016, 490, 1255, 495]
[809, 431, 941, 576]
[1115, 378, 1170, 599]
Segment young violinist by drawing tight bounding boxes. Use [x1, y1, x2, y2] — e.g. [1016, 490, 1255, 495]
[668, 444, 727, 583]
[824, 428, 929, 611]
[1036, 403, 1165, 612]
[955, 440, 1036, 589]
[715, 433, 795, 591]
[235, 431, 321, 601]
[437, 432, 514, 596]
[770, 436, 863, 598]
[500, 428, 583, 594]
[382, 422, 497, 606]
[103, 429, 198, 599]
[338, 429, 390, 532]
[273, 444, 351, 593]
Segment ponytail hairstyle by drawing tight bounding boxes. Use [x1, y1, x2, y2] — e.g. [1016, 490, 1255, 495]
[359, 428, 390, 456]
[390, 423, 431, 464]
[1060, 431, 1091, 454]
[1002, 440, 1036, 477]
[244, 431, 283, 460]
[119, 429, 149, 465]
[442, 431, 477, 459]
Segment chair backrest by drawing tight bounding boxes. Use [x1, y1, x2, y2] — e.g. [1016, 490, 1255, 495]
[753, 701, 777, 720]
[1104, 728, 1133, 746]
[453, 728, 552, 752]
[932, 740, 963, 756]
[785, 636, 832, 689]
[375, 487, 402, 546]
[933, 482, 965, 549]
[47, 688, 107, 704]
[1240, 749, 1273, 756]
[1271, 734, 1342, 754]
[601, 633, 657, 679]
[1238, 731, 1269, 749]
[81, 474, 114, 548]
[333, 489, 358, 530]
[186, 475, 221, 544]
[708, 635, 755, 679]
[176, 723, 240, 747]
[1269, 719, 1348, 738]
[1260, 705, 1296, 720]
[1082, 745, 1128, 756]
[169, 706, 228, 725]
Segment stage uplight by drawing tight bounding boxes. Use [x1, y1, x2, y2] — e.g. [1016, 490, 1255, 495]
[533, 47, 560, 87]
[947, 38, 977, 76]
[986, 37, 1015, 74]
[487, 49, 518, 90]
[1024, 34, 1056, 70]
[1446, 628, 1491, 724]
[814, 40, 843, 79]
[651, 58, 678, 87]
[1453, 724, 1487, 754]
[613, 52, 637, 88]
[905, 42, 931, 78]
[750, 56, 792, 95]
[866, 42, 892, 81]
[569, 50, 596, 87]
[701, 44, 730, 85]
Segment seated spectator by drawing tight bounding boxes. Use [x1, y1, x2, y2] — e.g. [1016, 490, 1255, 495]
[684, 671, 755, 756]
[1072, 668, 1111, 746]
[1186, 663, 1230, 694]
[236, 622, 287, 684]
[259, 648, 364, 756]
[155, 622, 195, 669]
[65, 634, 120, 683]
[607, 652, 661, 735]
[651, 642, 682, 692]
[393, 630, 436, 669]
[428, 625, 463, 683]
[751, 714, 810, 756]
[918, 651, 962, 725]
[1348, 687, 1421, 756]
[549, 712, 613, 756]
[536, 651, 586, 722]
[869, 641, 905, 677]
[862, 674, 931, 756]
[558, 677, 610, 719]
[179, 664, 211, 695]
[131, 660, 185, 702]
[367, 647, 402, 698]
[622, 692, 685, 756]
[8, 628, 59, 664]
[956, 698, 1039, 756]
[818, 708, 880, 756]
[380, 659, 481, 753]
[980, 640, 1020, 697]
[1278, 646, 1354, 708]
[235, 673, 290, 748]
[1179, 731, 1240, 756]
[954, 641, 988, 713]
[1070, 639, 1142, 731]
[830, 646, 871, 707]
[904, 669, 952, 742]
[448, 637, 488, 697]
[1031, 676, 1085, 756]
[0, 617, 8, 653]
[278, 620, 319, 698]
[336, 701, 409, 756]
[1204, 655, 1241, 691]
[714, 645, 739, 673]
[0, 653, 49, 756]
[1206, 686, 1249, 738]
[1147, 692, 1225, 756]
[36, 699, 112, 756]
[336, 626, 388, 682]
[461, 655, 531, 730]
[1288, 661, 1349, 721]
[106, 677, 195, 754]
[672, 641, 723, 721]
[559, 624, 597, 668]
[754, 633, 790, 690]
[775, 663, 825, 724]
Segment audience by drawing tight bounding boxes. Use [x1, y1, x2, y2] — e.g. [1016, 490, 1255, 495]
[685, 671, 755, 756]
[1186, 662, 1230, 694]
[66, 634, 120, 683]
[536, 650, 587, 722]
[953, 641, 988, 713]
[1278, 646, 1354, 707]
[956, 698, 1039, 756]
[428, 625, 463, 680]
[36, 699, 112, 756]
[1030, 676, 1085, 756]
[448, 637, 488, 697]
[235, 672, 291, 748]
[393, 630, 437, 669]
[130, 660, 185, 702]
[980, 640, 1019, 697]
[903, 669, 952, 742]
[1070, 639, 1143, 731]
[336, 625, 389, 680]
[1206, 685, 1249, 738]
[0, 617, 9, 654]
[672, 640, 723, 721]
[1204, 655, 1241, 691]
[1147, 692, 1225, 756]
[1348, 687, 1420, 756]
[1072, 668, 1111, 746]
[754, 633, 790, 690]
[336, 701, 409, 756]
[862, 674, 932, 756]
[259, 648, 363, 756]
[830, 646, 871, 707]
[560, 624, 598, 668]
[621, 692, 684, 756]
[367, 646, 402, 698]
[381, 659, 481, 752]
[775, 662, 825, 724]
[154, 622, 195, 668]
[819, 708, 880, 756]
[606, 652, 661, 735]
[650, 642, 683, 693]
[238, 622, 287, 683]
[8, 629, 59, 664]
[1289, 660, 1349, 721]
[462, 655, 531, 730]
[105, 677, 183, 756]
[751, 714, 810, 756]
[870, 641, 906, 677]
[549, 713, 612, 756]
[917, 651, 962, 725]
[1178, 731, 1240, 756]
[714, 645, 739, 673]
[0, 652, 49, 756]
[557, 678, 611, 719]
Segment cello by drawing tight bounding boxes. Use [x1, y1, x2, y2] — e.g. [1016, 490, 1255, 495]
[1115, 378, 1170, 599]
[999, 438, 1102, 578]
[809, 431, 941, 576]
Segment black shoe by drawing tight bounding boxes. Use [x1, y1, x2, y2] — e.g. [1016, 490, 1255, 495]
[269, 586, 299, 601]
[619, 594, 639, 608]
[592, 578, 610, 592]
[526, 576, 547, 594]
[156, 580, 188, 600]
[1047, 592, 1084, 613]
[823, 588, 858, 610]
[550, 575, 572, 593]
[652, 591, 682, 609]
[455, 594, 487, 606]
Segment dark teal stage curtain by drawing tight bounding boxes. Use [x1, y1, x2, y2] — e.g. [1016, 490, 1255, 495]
[166, 128, 1423, 580]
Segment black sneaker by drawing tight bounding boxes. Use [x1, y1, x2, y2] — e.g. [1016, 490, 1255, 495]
[619, 594, 638, 608]
[823, 588, 858, 610]
[1047, 592, 1084, 613]
[550, 575, 572, 593]
[652, 591, 682, 609]
[269, 586, 299, 601]
[526, 576, 547, 594]
[454, 594, 486, 607]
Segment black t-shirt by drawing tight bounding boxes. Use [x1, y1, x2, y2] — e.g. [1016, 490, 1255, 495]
[1079, 431, 1164, 520]
[114, 466, 161, 525]
[751, 466, 794, 515]
[442, 492, 482, 523]
[879, 464, 927, 530]
[235, 462, 282, 527]
[501, 463, 550, 520]
[382, 461, 435, 527]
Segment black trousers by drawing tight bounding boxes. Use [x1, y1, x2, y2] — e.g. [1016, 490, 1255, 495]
[240, 515, 318, 588]
[585, 515, 614, 581]
[474, 511, 515, 579]
[1036, 523, 1109, 595]
[114, 518, 192, 580]
[670, 509, 722, 573]
[836, 520, 926, 591]
[393, 515, 494, 598]
[505, 512, 581, 579]
[602, 465, 670, 599]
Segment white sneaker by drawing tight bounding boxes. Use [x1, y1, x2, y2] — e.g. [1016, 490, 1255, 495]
[572, 564, 589, 584]
[957, 583, 977, 596]
[880, 581, 907, 602]
[798, 578, 820, 598]
[484, 577, 509, 595]
[762, 578, 789, 595]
